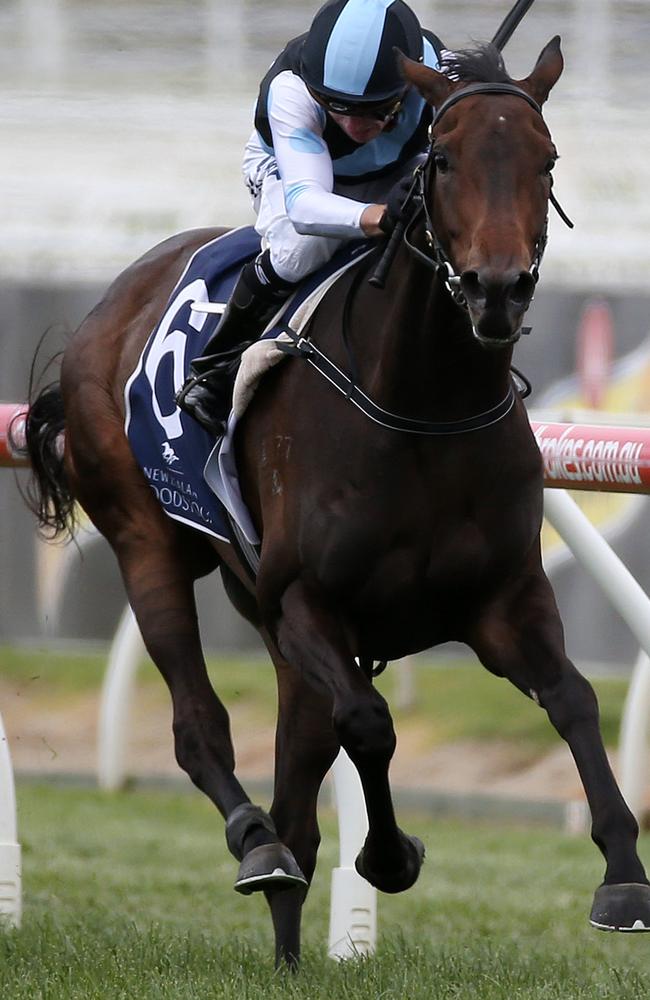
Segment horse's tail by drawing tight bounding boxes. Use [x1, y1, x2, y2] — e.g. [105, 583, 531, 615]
[14, 353, 76, 538]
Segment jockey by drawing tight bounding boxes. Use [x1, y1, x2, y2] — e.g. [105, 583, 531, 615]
[177, 0, 445, 435]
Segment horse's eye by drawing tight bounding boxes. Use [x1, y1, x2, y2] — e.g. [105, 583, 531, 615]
[544, 158, 556, 175]
[434, 152, 449, 173]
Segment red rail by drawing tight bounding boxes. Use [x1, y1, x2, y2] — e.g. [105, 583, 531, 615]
[2, 404, 650, 493]
[0, 404, 29, 468]
[531, 420, 650, 494]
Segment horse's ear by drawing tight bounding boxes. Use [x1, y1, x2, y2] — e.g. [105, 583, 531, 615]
[517, 36, 564, 105]
[396, 49, 453, 109]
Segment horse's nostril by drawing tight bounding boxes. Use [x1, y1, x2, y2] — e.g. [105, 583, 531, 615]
[459, 270, 484, 304]
[509, 271, 536, 306]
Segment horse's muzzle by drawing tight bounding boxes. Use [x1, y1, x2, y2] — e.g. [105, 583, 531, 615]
[460, 267, 536, 349]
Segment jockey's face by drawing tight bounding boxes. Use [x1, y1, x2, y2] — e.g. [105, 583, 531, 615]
[328, 112, 389, 144]
[312, 88, 407, 144]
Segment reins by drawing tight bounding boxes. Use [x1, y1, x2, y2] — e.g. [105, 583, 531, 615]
[279, 326, 518, 435]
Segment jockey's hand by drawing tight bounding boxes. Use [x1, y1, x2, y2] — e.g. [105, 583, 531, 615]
[360, 204, 388, 238]
[379, 174, 417, 236]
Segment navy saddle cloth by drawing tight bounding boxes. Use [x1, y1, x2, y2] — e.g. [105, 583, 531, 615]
[125, 226, 372, 543]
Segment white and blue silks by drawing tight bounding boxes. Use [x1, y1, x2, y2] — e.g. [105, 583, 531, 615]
[241, 20, 442, 281]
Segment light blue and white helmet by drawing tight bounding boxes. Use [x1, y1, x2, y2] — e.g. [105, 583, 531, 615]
[300, 0, 424, 110]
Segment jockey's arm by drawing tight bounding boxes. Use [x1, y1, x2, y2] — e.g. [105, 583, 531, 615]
[268, 74, 386, 239]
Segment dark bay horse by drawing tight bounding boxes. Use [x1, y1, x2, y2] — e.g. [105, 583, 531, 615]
[21, 38, 650, 965]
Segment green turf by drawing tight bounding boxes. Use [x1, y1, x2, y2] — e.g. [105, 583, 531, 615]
[0, 644, 108, 692]
[0, 644, 631, 754]
[1, 783, 649, 998]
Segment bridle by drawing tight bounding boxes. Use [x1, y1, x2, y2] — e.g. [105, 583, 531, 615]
[280, 81, 575, 435]
[400, 82, 574, 313]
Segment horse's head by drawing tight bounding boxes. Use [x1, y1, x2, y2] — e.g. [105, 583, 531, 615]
[401, 38, 564, 348]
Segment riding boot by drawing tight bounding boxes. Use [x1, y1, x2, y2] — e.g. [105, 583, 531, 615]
[176, 253, 293, 436]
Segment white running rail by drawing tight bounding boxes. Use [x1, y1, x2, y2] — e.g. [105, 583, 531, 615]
[0, 711, 21, 927]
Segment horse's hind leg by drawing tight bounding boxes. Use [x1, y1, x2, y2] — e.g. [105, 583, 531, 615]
[115, 535, 283, 852]
[471, 564, 650, 931]
[262, 641, 341, 967]
[265, 578, 424, 896]
[69, 453, 286, 883]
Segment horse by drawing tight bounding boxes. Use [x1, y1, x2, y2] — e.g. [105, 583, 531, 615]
[20, 37, 650, 966]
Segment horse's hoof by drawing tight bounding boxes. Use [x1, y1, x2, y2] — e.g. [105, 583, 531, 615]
[234, 843, 308, 896]
[355, 833, 425, 894]
[590, 882, 650, 931]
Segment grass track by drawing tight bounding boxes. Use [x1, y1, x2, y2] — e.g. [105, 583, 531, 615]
[2, 784, 649, 998]
[1, 644, 631, 751]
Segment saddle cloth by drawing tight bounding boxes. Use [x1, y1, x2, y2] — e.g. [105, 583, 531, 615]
[124, 227, 373, 546]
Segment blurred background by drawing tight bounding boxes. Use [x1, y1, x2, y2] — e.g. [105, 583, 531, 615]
[1, 0, 650, 793]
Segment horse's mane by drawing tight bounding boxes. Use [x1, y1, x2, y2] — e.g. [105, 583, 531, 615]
[444, 43, 515, 85]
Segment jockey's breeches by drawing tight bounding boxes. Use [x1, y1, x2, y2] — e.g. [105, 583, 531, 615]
[241, 150, 424, 284]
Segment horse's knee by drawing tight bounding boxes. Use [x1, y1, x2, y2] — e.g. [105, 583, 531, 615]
[334, 692, 396, 763]
[540, 667, 598, 739]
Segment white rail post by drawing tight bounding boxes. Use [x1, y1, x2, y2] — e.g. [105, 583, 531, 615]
[97, 605, 144, 791]
[544, 489, 650, 819]
[395, 655, 416, 711]
[0, 711, 21, 927]
[328, 749, 377, 959]
[619, 650, 650, 821]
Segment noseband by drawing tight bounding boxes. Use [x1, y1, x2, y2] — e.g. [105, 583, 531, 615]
[397, 82, 573, 315]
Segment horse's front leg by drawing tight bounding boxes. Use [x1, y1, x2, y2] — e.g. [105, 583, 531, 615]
[258, 640, 341, 968]
[470, 562, 650, 931]
[267, 578, 424, 895]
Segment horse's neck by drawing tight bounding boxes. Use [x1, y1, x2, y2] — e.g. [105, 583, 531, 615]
[355, 250, 514, 423]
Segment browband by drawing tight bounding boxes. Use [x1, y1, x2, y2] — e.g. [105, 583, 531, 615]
[432, 83, 542, 127]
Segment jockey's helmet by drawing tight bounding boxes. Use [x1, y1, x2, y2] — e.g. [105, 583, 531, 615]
[301, 0, 423, 116]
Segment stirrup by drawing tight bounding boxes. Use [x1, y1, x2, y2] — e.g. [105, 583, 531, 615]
[175, 350, 242, 411]
[175, 361, 236, 436]
[176, 387, 230, 436]
[175, 370, 212, 408]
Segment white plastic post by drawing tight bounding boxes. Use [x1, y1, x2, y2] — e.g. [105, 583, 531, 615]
[37, 523, 101, 635]
[328, 749, 377, 960]
[544, 489, 650, 820]
[97, 605, 145, 791]
[543, 490, 650, 659]
[395, 655, 416, 711]
[0, 710, 21, 927]
[619, 650, 650, 821]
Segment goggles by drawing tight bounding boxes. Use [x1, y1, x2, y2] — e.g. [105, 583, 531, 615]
[317, 91, 407, 122]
